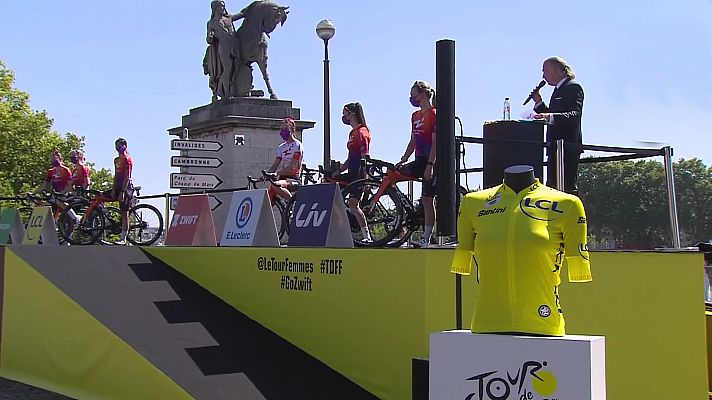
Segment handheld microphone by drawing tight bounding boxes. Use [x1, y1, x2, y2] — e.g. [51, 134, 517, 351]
[523, 80, 546, 106]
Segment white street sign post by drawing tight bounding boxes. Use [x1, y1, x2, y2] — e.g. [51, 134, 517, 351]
[170, 139, 223, 152]
[171, 156, 223, 168]
[170, 194, 222, 211]
[170, 173, 223, 190]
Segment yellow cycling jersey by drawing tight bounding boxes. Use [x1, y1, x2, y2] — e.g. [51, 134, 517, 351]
[451, 179, 591, 336]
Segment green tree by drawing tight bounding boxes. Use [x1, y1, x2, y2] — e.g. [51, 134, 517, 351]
[0, 61, 112, 202]
[579, 158, 712, 249]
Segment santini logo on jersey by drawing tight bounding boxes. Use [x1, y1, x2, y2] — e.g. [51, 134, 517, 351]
[478, 207, 506, 217]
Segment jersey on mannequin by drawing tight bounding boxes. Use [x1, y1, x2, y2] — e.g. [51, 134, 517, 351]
[452, 167, 592, 336]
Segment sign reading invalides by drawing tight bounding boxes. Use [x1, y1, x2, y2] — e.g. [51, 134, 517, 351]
[170, 139, 223, 152]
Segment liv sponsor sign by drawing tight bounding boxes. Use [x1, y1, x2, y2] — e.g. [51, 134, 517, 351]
[164, 194, 217, 246]
[287, 183, 353, 248]
[429, 331, 606, 400]
[220, 189, 279, 247]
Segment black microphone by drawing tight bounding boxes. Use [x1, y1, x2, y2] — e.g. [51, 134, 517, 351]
[523, 80, 546, 106]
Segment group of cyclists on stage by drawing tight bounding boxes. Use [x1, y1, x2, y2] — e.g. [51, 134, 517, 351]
[265, 80, 438, 248]
[38, 138, 133, 245]
[29, 80, 438, 248]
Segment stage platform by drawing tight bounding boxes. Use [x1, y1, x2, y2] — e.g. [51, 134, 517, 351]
[0, 246, 707, 399]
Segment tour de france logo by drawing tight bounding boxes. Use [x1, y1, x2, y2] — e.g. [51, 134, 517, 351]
[235, 197, 253, 229]
[463, 360, 558, 400]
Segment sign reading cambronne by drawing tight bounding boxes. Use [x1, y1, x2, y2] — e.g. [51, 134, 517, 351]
[171, 156, 223, 168]
[429, 331, 606, 400]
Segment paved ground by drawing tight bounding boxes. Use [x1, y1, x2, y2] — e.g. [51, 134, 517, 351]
[0, 378, 72, 399]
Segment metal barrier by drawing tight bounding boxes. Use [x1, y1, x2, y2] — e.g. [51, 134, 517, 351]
[454, 135, 681, 249]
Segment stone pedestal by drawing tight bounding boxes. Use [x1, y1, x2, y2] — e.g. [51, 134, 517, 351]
[168, 98, 315, 236]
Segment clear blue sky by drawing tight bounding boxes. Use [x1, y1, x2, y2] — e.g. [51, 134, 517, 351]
[1, 0, 711, 201]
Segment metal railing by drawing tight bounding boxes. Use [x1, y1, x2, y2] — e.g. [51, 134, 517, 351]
[454, 135, 681, 249]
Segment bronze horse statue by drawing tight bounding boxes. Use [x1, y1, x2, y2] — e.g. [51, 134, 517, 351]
[203, 0, 289, 101]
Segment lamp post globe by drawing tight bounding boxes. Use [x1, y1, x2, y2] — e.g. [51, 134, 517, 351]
[316, 19, 335, 41]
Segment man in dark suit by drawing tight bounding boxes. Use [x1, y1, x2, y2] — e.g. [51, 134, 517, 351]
[532, 56, 584, 195]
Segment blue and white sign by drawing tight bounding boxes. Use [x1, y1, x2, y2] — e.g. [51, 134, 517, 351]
[220, 189, 279, 247]
[288, 183, 353, 248]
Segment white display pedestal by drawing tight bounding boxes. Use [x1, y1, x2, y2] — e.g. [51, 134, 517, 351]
[429, 330, 606, 400]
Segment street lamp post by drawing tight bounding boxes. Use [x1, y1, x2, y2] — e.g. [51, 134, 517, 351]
[316, 20, 335, 170]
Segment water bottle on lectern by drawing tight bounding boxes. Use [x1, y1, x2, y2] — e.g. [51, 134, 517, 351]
[503, 97, 511, 121]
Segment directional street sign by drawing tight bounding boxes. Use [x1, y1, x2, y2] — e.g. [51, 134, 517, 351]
[170, 173, 223, 189]
[171, 156, 223, 168]
[171, 139, 223, 152]
[170, 195, 223, 211]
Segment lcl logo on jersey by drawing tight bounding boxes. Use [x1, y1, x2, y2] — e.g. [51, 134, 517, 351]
[520, 198, 564, 221]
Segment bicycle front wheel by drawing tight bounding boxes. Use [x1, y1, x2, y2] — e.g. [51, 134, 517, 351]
[341, 179, 403, 247]
[127, 204, 163, 246]
[59, 204, 103, 245]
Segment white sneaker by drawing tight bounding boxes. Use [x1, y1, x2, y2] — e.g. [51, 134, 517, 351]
[411, 237, 431, 248]
[114, 239, 127, 246]
[361, 236, 373, 244]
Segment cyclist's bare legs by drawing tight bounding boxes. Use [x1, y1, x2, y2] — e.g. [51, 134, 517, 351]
[347, 197, 371, 241]
[423, 195, 435, 240]
[272, 180, 294, 201]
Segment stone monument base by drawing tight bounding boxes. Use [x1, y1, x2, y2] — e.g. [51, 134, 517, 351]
[168, 97, 315, 236]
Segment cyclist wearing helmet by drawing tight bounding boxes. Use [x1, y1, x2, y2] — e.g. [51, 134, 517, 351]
[70, 149, 91, 191]
[40, 149, 73, 194]
[108, 138, 133, 245]
[265, 117, 303, 202]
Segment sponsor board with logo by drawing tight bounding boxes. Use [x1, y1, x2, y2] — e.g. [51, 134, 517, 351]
[220, 189, 279, 247]
[0, 208, 25, 244]
[22, 206, 59, 245]
[429, 331, 606, 400]
[165, 194, 217, 246]
[287, 183, 353, 248]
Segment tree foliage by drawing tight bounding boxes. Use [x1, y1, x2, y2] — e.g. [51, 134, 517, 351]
[0, 61, 113, 202]
[579, 157, 712, 249]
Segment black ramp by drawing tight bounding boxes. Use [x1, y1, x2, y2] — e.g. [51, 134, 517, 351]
[9, 246, 379, 400]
